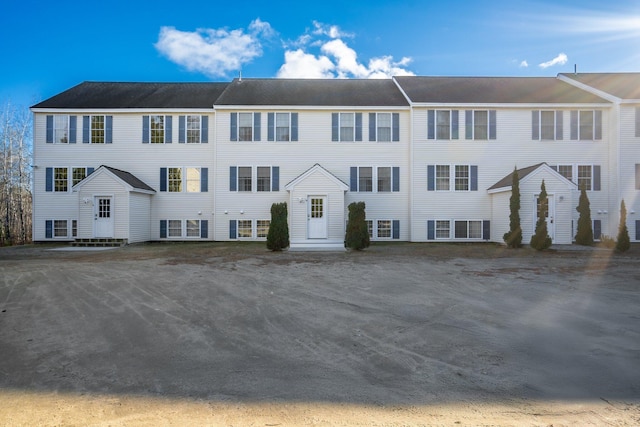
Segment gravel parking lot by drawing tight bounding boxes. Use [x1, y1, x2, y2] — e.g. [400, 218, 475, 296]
[0, 242, 639, 425]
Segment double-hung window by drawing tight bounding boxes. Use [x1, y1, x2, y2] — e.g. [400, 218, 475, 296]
[54, 115, 69, 143]
[72, 167, 88, 186]
[257, 220, 270, 238]
[350, 166, 400, 192]
[532, 110, 563, 140]
[160, 167, 208, 192]
[142, 115, 172, 143]
[369, 112, 400, 142]
[377, 220, 392, 238]
[428, 165, 478, 191]
[46, 115, 77, 143]
[465, 110, 496, 140]
[266, 112, 298, 141]
[428, 110, 459, 140]
[553, 164, 601, 191]
[332, 112, 363, 141]
[160, 219, 208, 239]
[82, 115, 112, 144]
[570, 110, 602, 140]
[454, 165, 470, 191]
[150, 115, 165, 143]
[237, 220, 253, 238]
[238, 167, 253, 191]
[54, 220, 68, 237]
[435, 165, 450, 191]
[186, 115, 201, 143]
[229, 166, 279, 192]
[358, 167, 373, 192]
[436, 220, 451, 239]
[231, 112, 261, 141]
[454, 220, 482, 239]
[54, 167, 68, 192]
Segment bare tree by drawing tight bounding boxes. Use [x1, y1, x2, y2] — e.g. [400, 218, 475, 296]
[0, 101, 32, 245]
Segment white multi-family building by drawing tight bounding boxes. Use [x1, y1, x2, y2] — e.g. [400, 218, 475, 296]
[30, 73, 640, 249]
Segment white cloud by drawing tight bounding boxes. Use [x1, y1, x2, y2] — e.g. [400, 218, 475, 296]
[279, 29, 415, 79]
[155, 19, 274, 78]
[312, 21, 353, 39]
[520, 60, 529, 68]
[276, 49, 335, 78]
[539, 53, 568, 69]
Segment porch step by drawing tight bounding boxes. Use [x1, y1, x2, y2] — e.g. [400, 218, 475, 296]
[289, 240, 346, 252]
[71, 238, 128, 248]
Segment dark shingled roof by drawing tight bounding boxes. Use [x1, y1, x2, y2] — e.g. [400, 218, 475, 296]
[488, 163, 546, 191]
[32, 81, 229, 109]
[214, 78, 409, 106]
[394, 76, 609, 104]
[102, 166, 155, 192]
[559, 73, 640, 100]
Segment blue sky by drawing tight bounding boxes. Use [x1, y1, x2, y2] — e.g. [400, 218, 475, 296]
[2, 0, 639, 106]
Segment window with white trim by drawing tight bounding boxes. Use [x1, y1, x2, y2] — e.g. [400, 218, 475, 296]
[358, 167, 373, 192]
[186, 115, 201, 143]
[257, 167, 271, 192]
[365, 220, 373, 238]
[428, 110, 459, 140]
[532, 110, 563, 140]
[557, 165, 573, 182]
[340, 113, 355, 141]
[72, 167, 88, 186]
[454, 220, 482, 239]
[377, 167, 391, 192]
[54, 168, 68, 192]
[275, 113, 291, 141]
[577, 165, 593, 190]
[237, 220, 252, 238]
[238, 113, 254, 141]
[377, 220, 392, 238]
[376, 113, 392, 142]
[238, 167, 252, 192]
[150, 115, 165, 143]
[54, 220, 68, 238]
[436, 220, 450, 239]
[455, 165, 469, 191]
[90, 115, 105, 144]
[435, 165, 450, 191]
[465, 110, 496, 140]
[54, 115, 70, 143]
[570, 110, 602, 140]
[72, 220, 77, 238]
[186, 168, 201, 193]
[168, 220, 182, 237]
[257, 220, 270, 238]
[186, 220, 201, 237]
[168, 168, 182, 192]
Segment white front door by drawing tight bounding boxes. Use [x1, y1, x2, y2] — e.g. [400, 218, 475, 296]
[308, 196, 328, 239]
[94, 196, 114, 238]
[535, 194, 555, 241]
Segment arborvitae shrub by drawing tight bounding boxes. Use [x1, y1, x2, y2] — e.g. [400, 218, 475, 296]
[575, 183, 594, 246]
[530, 180, 552, 251]
[616, 199, 630, 252]
[345, 201, 370, 250]
[266, 202, 289, 251]
[503, 166, 522, 248]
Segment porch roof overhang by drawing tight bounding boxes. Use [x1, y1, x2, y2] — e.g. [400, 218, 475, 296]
[488, 162, 578, 194]
[285, 163, 349, 192]
[72, 165, 156, 194]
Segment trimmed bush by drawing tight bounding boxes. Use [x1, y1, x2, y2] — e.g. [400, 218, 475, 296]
[530, 180, 552, 251]
[616, 199, 630, 252]
[503, 166, 522, 248]
[345, 201, 370, 250]
[575, 183, 594, 246]
[266, 202, 289, 251]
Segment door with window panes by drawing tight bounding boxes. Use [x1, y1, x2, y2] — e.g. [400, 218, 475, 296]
[308, 196, 328, 238]
[94, 196, 114, 238]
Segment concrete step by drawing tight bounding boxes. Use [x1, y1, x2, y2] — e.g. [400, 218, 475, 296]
[71, 238, 128, 247]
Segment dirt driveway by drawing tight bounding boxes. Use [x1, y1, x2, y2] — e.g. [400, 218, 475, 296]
[0, 242, 639, 425]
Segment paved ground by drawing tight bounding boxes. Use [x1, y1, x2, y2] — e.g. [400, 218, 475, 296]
[0, 242, 639, 425]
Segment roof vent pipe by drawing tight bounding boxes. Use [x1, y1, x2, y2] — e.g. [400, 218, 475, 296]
[574, 64, 577, 75]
